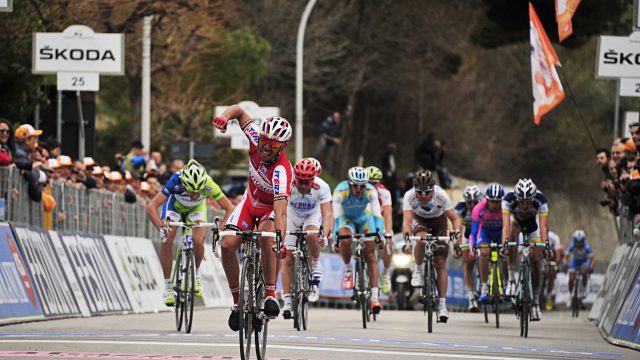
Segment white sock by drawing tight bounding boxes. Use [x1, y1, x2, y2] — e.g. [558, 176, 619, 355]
[165, 278, 172, 289]
[481, 282, 488, 292]
[508, 269, 516, 282]
[467, 289, 475, 300]
[415, 263, 424, 273]
[371, 287, 379, 302]
[196, 267, 200, 277]
[283, 293, 291, 306]
[344, 263, 352, 272]
[439, 298, 446, 306]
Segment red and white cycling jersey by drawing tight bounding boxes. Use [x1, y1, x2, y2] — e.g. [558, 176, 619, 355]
[375, 183, 392, 215]
[242, 120, 294, 208]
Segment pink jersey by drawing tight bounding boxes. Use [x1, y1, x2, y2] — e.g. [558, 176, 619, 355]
[470, 199, 503, 246]
[242, 121, 294, 207]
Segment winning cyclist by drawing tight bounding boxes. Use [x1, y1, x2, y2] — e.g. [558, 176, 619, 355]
[333, 166, 385, 314]
[564, 229, 595, 304]
[501, 178, 549, 321]
[470, 183, 505, 304]
[402, 170, 462, 322]
[544, 229, 563, 310]
[212, 105, 293, 331]
[366, 165, 394, 294]
[455, 185, 483, 311]
[145, 159, 234, 306]
[281, 158, 334, 319]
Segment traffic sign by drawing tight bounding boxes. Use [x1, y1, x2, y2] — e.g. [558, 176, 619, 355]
[33, 25, 124, 75]
[596, 33, 640, 79]
[56, 72, 99, 91]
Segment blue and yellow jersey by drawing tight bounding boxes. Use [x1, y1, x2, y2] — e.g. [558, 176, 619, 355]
[332, 181, 384, 230]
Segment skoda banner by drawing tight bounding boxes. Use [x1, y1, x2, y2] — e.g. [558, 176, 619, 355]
[0, 223, 43, 324]
[103, 235, 166, 313]
[12, 225, 82, 318]
[60, 233, 132, 315]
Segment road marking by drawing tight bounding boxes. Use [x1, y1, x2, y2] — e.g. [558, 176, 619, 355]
[0, 340, 579, 360]
[0, 333, 624, 358]
[0, 351, 301, 360]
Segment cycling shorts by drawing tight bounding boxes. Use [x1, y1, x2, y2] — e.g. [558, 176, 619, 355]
[336, 213, 377, 242]
[569, 257, 590, 272]
[285, 211, 322, 250]
[224, 191, 274, 231]
[161, 194, 206, 224]
[476, 230, 502, 247]
[411, 214, 449, 257]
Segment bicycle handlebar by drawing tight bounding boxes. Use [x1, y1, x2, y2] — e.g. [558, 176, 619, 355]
[215, 230, 278, 238]
[505, 241, 546, 248]
[337, 232, 381, 241]
[167, 221, 220, 228]
[287, 226, 323, 236]
[406, 235, 451, 242]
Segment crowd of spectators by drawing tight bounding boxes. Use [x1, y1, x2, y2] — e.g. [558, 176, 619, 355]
[596, 122, 640, 236]
[0, 120, 198, 210]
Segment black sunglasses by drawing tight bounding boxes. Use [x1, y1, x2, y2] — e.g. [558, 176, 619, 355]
[416, 189, 433, 196]
[0, 129, 10, 134]
[350, 183, 365, 189]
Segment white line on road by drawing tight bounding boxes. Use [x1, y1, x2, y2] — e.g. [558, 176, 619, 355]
[0, 339, 599, 360]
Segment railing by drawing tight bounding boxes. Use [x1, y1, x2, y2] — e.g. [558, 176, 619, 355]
[0, 167, 221, 242]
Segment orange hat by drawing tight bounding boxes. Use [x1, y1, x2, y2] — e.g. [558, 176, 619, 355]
[109, 171, 123, 182]
[15, 124, 43, 140]
[141, 181, 150, 192]
[624, 139, 637, 153]
[91, 166, 103, 175]
[124, 170, 133, 181]
[57, 155, 73, 167]
[47, 158, 61, 169]
[83, 157, 96, 166]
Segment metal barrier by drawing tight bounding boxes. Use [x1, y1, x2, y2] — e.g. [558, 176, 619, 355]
[0, 167, 219, 241]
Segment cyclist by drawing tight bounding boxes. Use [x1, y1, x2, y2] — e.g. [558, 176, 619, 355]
[402, 170, 462, 322]
[212, 106, 293, 331]
[564, 229, 595, 304]
[282, 158, 334, 319]
[332, 166, 385, 314]
[455, 185, 483, 311]
[366, 165, 394, 294]
[145, 159, 234, 306]
[306, 157, 323, 176]
[501, 178, 549, 322]
[470, 183, 505, 304]
[543, 230, 563, 310]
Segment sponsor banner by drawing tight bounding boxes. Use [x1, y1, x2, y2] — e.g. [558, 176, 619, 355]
[600, 243, 640, 334]
[590, 244, 626, 321]
[103, 236, 166, 313]
[445, 268, 467, 307]
[48, 231, 91, 317]
[611, 266, 640, 345]
[200, 244, 233, 307]
[60, 233, 132, 315]
[12, 225, 81, 318]
[0, 223, 43, 323]
[553, 273, 604, 305]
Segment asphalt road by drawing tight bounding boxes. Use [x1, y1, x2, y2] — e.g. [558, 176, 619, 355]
[0, 307, 635, 360]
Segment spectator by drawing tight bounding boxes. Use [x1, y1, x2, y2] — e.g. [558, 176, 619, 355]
[13, 124, 46, 202]
[415, 133, 437, 171]
[46, 138, 61, 159]
[159, 159, 184, 184]
[630, 122, 640, 148]
[624, 139, 637, 161]
[595, 148, 611, 179]
[434, 139, 452, 188]
[91, 166, 105, 188]
[313, 111, 342, 174]
[56, 155, 74, 183]
[0, 118, 13, 166]
[123, 140, 147, 179]
[611, 143, 625, 166]
[382, 142, 397, 189]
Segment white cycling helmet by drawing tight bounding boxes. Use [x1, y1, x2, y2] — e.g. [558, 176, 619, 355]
[463, 185, 482, 202]
[348, 166, 369, 185]
[514, 178, 537, 200]
[260, 116, 292, 142]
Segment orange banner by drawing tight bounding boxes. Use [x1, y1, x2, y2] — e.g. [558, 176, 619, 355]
[556, 0, 581, 42]
[530, 2, 565, 125]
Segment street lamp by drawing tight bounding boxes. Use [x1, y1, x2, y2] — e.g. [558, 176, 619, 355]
[295, 0, 318, 162]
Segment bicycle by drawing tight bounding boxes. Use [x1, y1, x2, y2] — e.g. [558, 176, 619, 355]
[337, 230, 382, 329]
[506, 240, 545, 338]
[166, 219, 219, 333]
[286, 227, 324, 331]
[405, 233, 452, 333]
[212, 227, 282, 360]
[571, 269, 588, 318]
[478, 243, 504, 328]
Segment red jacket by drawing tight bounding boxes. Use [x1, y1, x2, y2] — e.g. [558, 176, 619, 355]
[0, 145, 12, 166]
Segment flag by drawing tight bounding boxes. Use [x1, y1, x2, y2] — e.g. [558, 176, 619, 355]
[556, 0, 581, 42]
[530, 2, 565, 125]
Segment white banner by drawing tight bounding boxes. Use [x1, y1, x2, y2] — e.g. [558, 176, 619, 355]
[57, 72, 100, 91]
[33, 25, 124, 75]
[199, 244, 233, 307]
[596, 34, 640, 79]
[48, 231, 91, 317]
[103, 236, 167, 313]
[554, 273, 604, 305]
[620, 78, 640, 97]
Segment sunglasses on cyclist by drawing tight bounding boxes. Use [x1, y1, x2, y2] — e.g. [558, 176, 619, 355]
[416, 189, 433, 196]
[259, 135, 286, 149]
[350, 183, 366, 189]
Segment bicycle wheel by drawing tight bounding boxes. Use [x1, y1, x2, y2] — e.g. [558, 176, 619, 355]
[184, 251, 196, 333]
[173, 253, 184, 332]
[295, 262, 306, 331]
[357, 260, 368, 329]
[301, 259, 310, 331]
[238, 257, 253, 360]
[571, 274, 580, 318]
[492, 264, 500, 329]
[292, 254, 300, 331]
[520, 268, 530, 338]
[254, 269, 268, 360]
[425, 259, 433, 333]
